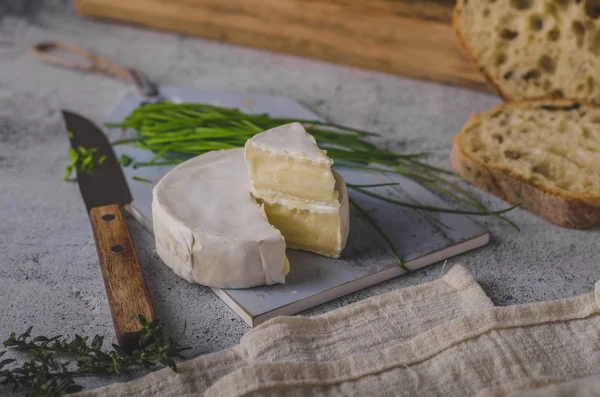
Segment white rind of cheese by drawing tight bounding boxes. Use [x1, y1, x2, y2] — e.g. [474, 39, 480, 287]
[248, 122, 332, 164]
[152, 148, 288, 289]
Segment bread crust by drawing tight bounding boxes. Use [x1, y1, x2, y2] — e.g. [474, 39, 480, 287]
[452, 100, 600, 229]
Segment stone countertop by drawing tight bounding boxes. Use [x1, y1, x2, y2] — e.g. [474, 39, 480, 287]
[0, 0, 598, 394]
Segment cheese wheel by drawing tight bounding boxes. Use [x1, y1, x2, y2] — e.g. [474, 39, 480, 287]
[152, 148, 288, 289]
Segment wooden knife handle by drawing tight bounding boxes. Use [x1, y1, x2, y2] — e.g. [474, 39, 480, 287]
[89, 204, 154, 350]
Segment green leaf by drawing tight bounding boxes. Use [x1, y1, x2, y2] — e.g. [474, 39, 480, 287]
[111, 344, 124, 356]
[138, 314, 148, 327]
[91, 336, 103, 350]
[63, 165, 73, 181]
[18, 327, 33, 342]
[68, 148, 78, 162]
[119, 154, 133, 167]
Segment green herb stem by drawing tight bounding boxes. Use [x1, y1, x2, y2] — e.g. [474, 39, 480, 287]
[0, 316, 188, 396]
[103, 101, 518, 228]
[350, 200, 409, 272]
[349, 186, 520, 217]
[132, 176, 153, 184]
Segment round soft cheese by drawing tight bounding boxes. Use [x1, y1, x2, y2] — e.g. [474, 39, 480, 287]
[152, 148, 288, 289]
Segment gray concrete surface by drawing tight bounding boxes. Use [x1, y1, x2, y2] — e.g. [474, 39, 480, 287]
[0, 0, 598, 394]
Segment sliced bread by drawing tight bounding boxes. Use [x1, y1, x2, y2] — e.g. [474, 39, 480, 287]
[452, 99, 600, 228]
[454, 0, 600, 104]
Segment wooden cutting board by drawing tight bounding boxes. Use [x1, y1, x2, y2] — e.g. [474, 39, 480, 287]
[73, 0, 490, 92]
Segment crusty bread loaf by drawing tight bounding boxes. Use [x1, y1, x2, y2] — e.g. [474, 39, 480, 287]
[452, 99, 600, 228]
[454, 0, 600, 104]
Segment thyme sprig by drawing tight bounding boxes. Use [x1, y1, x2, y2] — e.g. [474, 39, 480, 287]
[0, 315, 189, 397]
[106, 102, 518, 227]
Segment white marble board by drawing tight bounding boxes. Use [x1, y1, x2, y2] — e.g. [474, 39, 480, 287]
[105, 87, 489, 327]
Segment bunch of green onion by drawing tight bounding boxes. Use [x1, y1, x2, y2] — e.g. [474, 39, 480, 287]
[106, 102, 517, 229]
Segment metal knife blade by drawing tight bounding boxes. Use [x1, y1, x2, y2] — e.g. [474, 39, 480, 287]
[63, 110, 132, 211]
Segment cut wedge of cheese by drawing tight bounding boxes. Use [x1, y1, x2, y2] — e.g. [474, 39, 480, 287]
[257, 170, 349, 258]
[246, 123, 350, 258]
[152, 148, 289, 289]
[153, 124, 351, 288]
[245, 122, 337, 204]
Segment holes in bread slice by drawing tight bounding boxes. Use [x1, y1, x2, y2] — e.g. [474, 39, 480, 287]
[458, 0, 600, 106]
[584, 0, 600, 18]
[522, 69, 541, 80]
[587, 77, 595, 94]
[501, 29, 519, 40]
[495, 53, 507, 66]
[538, 55, 556, 73]
[511, 0, 533, 9]
[547, 28, 561, 41]
[460, 103, 600, 196]
[504, 150, 523, 159]
[572, 20, 586, 47]
[589, 31, 600, 55]
[530, 15, 544, 30]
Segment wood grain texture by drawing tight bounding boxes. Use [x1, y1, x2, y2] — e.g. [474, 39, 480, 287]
[72, 0, 491, 91]
[89, 204, 154, 349]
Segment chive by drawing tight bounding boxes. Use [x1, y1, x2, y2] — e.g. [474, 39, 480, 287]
[133, 176, 153, 184]
[63, 147, 106, 180]
[133, 161, 182, 167]
[350, 186, 520, 217]
[105, 101, 519, 228]
[351, 200, 409, 272]
[346, 183, 400, 188]
[111, 137, 144, 146]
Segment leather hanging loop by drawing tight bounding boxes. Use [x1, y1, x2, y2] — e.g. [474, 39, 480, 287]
[30, 41, 159, 97]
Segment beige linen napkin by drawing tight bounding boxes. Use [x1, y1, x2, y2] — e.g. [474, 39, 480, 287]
[76, 265, 490, 396]
[76, 265, 600, 397]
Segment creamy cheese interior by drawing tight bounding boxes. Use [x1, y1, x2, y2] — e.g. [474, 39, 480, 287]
[245, 122, 337, 204]
[258, 171, 350, 258]
[246, 123, 350, 258]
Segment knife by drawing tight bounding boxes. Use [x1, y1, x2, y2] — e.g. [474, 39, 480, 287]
[63, 110, 154, 350]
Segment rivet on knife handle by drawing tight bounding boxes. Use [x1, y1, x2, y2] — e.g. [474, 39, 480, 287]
[89, 204, 154, 350]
